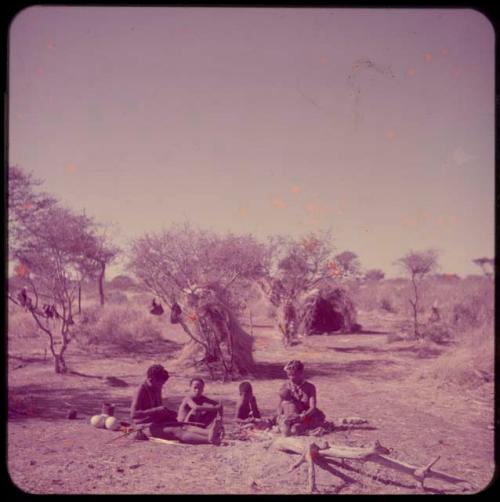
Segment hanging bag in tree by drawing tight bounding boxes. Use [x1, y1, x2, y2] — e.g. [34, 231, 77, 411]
[150, 298, 164, 316]
[170, 302, 182, 324]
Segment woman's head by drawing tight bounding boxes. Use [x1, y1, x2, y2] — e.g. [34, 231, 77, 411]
[284, 360, 305, 384]
[239, 381, 253, 397]
[146, 364, 169, 388]
[189, 377, 205, 397]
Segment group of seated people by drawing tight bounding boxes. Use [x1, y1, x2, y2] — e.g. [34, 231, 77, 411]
[130, 360, 326, 445]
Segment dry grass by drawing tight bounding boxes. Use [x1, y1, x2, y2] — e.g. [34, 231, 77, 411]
[73, 303, 170, 353]
[410, 321, 494, 390]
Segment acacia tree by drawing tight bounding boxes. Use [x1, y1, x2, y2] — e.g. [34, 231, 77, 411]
[260, 230, 337, 345]
[8, 165, 56, 256]
[128, 223, 269, 379]
[334, 250, 362, 279]
[395, 249, 439, 340]
[8, 204, 101, 373]
[76, 226, 120, 307]
[8, 165, 116, 372]
[472, 257, 495, 277]
[364, 269, 385, 282]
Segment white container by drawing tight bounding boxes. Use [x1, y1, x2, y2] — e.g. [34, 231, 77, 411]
[90, 414, 108, 429]
[105, 416, 121, 431]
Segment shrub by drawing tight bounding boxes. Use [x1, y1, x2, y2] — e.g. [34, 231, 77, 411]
[421, 322, 454, 345]
[452, 292, 494, 329]
[413, 321, 494, 389]
[73, 304, 167, 353]
[380, 297, 396, 313]
[106, 290, 129, 304]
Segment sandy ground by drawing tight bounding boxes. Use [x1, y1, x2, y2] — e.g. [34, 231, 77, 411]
[7, 311, 495, 494]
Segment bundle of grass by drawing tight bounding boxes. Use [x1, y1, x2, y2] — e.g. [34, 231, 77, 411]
[174, 288, 255, 381]
[299, 287, 361, 335]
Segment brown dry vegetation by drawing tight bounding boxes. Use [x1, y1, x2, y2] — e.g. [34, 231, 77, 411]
[7, 276, 495, 494]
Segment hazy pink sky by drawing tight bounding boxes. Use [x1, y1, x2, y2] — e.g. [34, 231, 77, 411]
[9, 7, 495, 277]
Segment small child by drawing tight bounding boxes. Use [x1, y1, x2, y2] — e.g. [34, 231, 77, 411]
[177, 377, 223, 428]
[235, 381, 262, 424]
[278, 387, 301, 426]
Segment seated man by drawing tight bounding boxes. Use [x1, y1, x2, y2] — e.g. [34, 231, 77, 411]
[177, 377, 223, 427]
[130, 364, 223, 445]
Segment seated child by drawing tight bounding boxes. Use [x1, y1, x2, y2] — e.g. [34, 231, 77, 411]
[276, 387, 302, 435]
[177, 377, 223, 428]
[235, 381, 262, 425]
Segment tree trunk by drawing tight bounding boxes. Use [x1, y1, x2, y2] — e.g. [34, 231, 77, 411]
[98, 261, 106, 306]
[78, 283, 82, 314]
[411, 274, 420, 339]
[54, 353, 67, 374]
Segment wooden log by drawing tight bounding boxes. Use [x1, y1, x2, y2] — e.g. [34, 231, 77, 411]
[307, 444, 318, 493]
[270, 436, 330, 455]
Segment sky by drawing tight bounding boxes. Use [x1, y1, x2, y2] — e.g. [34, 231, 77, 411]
[8, 7, 495, 278]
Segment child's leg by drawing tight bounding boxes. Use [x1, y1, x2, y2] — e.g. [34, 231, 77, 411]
[150, 421, 223, 445]
[199, 405, 224, 427]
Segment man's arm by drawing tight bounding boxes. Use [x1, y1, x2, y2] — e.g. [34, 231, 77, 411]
[177, 397, 189, 423]
[301, 384, 317, 417]
[186, 396, 221, 411]
[201, 396, 220, 407]
[130, 387, 168, 423]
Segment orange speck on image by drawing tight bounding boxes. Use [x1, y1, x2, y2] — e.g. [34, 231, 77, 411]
[291, 185, 301, 195]
[15, 263, 30, 278]
[47, 41, 56, 50]
[67, 164, 77, 174]
[385, 130, 396, 140]
[238, 206, 249, 216]
[23, 200, 33, 210]
[436, 216, 447, 227]
[424, 53, 433, 62]
[327, 261, 341, 277]
[441, 48, 449, 56]
[407, 68, 416, 77]
[36, 68, 44, 76]
[272, 197, 286, 209]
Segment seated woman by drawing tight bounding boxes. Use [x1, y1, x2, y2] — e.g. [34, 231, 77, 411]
[130, 365, 223, 445]
[276, 360, 326, 436]
[177, 377, 223, 427]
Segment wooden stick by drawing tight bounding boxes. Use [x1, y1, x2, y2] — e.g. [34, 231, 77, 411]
[370, 454, 472, 488]
[289, 452, 307, 472]
[307, 444, 318, 493]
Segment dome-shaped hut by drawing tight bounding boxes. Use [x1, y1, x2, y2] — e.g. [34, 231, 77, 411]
[298, 287, 361, 335]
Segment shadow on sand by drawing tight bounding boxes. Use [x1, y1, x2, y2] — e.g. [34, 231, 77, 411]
[330, 344, 444, 359]
[8, 381, 238, 425]
[252, 358, 401, 382]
